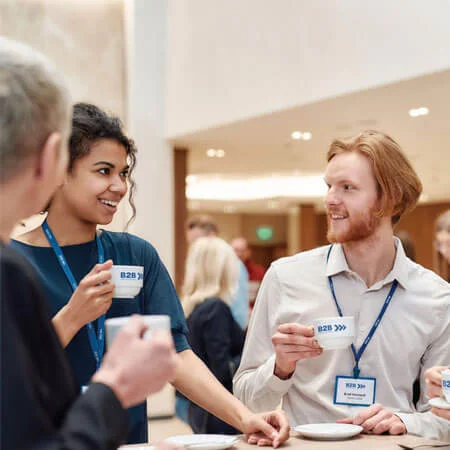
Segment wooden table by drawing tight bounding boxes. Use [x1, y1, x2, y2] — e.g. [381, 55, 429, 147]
[123, 432, 450, 449]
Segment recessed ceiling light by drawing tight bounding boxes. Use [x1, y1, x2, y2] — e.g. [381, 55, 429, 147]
[206, 148, 216, 157]
[216, 149, 226, 158]
[224, 205, 236, 213]
[291, 130, 312, 140]
[409, 107, 429, 118]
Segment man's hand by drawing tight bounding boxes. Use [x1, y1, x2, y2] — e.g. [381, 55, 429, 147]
[431, 407, 450, 421]
[272, 323, 322, 379]
[425, 365, 450, 399]
[242, 410, 290, 448]
[92, 315, 177, 408]
[337, 403, 406, 435]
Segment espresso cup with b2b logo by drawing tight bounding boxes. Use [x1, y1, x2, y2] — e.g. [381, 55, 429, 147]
[312, 316, 355, 350]
[110, 265, 144, 298]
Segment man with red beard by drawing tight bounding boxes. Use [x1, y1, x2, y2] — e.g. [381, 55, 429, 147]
[234, 131, 450, 441]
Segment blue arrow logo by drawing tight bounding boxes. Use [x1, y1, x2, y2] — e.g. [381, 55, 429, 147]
[334, 324, 347, 332]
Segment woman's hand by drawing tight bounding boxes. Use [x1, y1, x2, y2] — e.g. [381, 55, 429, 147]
[242, 410, 290, 448]
[52, 260, 115, 346]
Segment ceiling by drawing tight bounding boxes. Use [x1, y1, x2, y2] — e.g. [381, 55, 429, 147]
[172, 69, 450, 214]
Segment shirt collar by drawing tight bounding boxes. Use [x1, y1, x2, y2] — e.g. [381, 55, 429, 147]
[325, 237, 410, 290]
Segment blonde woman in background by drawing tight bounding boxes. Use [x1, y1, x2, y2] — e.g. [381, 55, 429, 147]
[434, 210, 450, 282]
[181, 237, 246, 435]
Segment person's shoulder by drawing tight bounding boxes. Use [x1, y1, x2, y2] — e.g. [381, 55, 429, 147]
[101, 231, 159, 258]
[271, 245, 330, 270]
[407, 260, 450, 296]
[0, 245, 40, 291]
[11, 226, 48, 246]
[193, 298, 232, 320]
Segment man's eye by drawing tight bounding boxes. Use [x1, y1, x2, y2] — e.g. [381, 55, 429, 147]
[344, 184, 354, 190]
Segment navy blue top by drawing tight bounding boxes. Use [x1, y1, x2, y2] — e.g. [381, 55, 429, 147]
[11, 231, 190, 444]
[186, 297, 245, 434]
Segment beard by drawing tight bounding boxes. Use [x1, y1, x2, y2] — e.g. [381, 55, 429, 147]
[327, 206, 380, 244]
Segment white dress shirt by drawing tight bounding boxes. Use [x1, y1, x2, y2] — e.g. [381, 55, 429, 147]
[233, 239, 450, 440]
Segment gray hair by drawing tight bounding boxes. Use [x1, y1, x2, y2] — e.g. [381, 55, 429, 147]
[0, 38, 71, 182]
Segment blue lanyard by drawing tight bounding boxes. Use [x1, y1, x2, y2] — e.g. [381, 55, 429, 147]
[326, 245, 398, 378]
[42, 219, 105, 370]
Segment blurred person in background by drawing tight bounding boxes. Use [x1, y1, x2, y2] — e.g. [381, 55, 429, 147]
[231, 237, 266, 317]
[0, 37, 180, 450]
[434, 210, 450, 282]
[186, 215, 249, 329]
[182, 237, 246, 434]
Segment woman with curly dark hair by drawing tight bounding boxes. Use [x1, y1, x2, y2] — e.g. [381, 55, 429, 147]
[11, 103, 289, 447]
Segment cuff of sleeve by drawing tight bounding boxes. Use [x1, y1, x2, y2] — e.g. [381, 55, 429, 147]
[173, 331, 190, 353]
[87, 382, 129, 438]
[395, 412, 416, 434]
[264, 354, 296, 393]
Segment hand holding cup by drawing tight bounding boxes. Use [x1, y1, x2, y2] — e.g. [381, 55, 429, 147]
[272, 323, 323, 380]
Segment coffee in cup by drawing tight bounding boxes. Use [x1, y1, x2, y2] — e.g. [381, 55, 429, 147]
[110, 265, 144, 298]
[312, 316, 355, 350]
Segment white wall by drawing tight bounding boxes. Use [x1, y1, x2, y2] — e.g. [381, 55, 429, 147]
[166, 0, 450, 137]
[1, 0, 126, 121]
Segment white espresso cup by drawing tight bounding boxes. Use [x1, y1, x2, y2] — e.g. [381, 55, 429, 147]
[442, 369, 450, 403]
[105, 314, 171, 348]
[312, 316, 355, 350]
[110, 265, 144, 298]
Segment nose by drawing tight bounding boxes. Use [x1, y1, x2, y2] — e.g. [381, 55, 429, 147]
[109, 175, 128, 196]
[325, 186, 340, 208]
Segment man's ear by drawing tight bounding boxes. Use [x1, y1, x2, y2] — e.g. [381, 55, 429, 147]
[35, 132, 63, 181]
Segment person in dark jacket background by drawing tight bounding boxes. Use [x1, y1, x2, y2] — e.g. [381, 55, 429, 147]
[182, 237, 245, 435]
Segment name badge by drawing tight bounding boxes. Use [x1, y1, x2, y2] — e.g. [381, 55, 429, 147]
[334, 376, 376, 407]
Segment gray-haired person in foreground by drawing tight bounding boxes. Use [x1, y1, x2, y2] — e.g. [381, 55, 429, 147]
[0, 37, 181, 450]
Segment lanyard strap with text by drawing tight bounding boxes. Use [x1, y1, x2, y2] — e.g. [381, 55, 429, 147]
[42, 219, 105, 370]
[326, 245, 398, 378]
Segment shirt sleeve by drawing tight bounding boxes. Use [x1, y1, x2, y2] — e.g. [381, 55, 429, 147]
[233, 265, 295, 411]
[397, 295, 450, 441]
[140, 240, 190, 353]
[1, 249, 129, 450]
[230, 261, 249, 329]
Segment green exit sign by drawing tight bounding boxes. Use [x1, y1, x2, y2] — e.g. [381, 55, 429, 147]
[256, 226, 273, 241]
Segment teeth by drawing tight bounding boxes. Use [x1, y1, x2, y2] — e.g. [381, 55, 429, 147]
[100, 199, 118, 207]
[331, 214, 346, 219]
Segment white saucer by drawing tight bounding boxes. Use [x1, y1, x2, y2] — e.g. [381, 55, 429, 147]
[293, 423, 363, 440]
[165, 434, 239, 449]
[430, 397, 450, 410]
[119, 447, 155, 450]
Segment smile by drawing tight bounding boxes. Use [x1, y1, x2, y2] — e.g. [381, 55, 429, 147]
[330, 214, 347, 220]
[99, 199, 119, 207]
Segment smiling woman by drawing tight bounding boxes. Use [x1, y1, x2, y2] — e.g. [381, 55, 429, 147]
[9, 103, 291, 448]
[10, 103, 167, 444]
